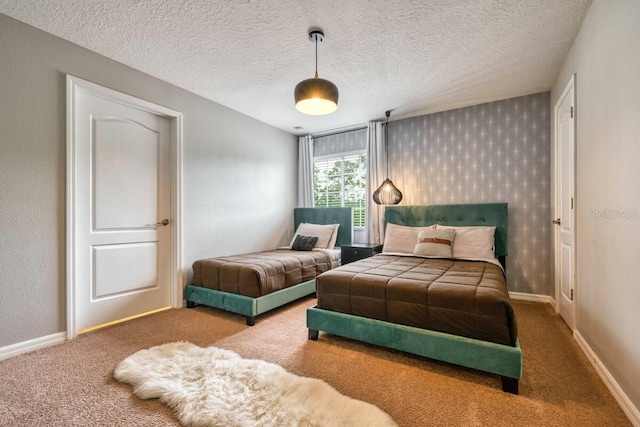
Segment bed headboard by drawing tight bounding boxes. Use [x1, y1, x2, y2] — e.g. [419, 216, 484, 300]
[385, 203, 508, 257]
[293, 207, 353, 247]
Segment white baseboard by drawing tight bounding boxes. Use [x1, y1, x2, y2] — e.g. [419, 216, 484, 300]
[0, 332, 67, 361]
[574, 331, 640, 427]
[509, 291, 554, 304]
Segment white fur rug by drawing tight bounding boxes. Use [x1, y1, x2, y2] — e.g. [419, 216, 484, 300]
[114, 342, 397, 427]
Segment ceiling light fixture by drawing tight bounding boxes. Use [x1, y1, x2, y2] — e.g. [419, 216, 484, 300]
[294, 29, 339, 115]
[373, 110, 403, 205]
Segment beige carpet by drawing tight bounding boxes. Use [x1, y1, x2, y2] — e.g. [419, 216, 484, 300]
[0, 299, 631, 426]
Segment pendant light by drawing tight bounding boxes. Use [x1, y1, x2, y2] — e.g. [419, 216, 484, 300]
[373, 111, 403, 205]
[294, 29, 339, 115]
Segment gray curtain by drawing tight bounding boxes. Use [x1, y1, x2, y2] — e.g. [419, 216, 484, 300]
[365, 121, 385, 244]
[297, 135, 314, 207]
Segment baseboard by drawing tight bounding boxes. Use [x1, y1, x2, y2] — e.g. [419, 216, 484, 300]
[509, 292, 553, 304]
[574, 331, 640, 426]
[0, 332, 66, 361]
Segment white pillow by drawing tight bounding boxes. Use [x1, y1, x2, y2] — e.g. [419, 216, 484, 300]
[435, 225, 496, 260]
[382, 223, 435, 255]
[327, 224, 340, 249]
[290, 223, 339, 249]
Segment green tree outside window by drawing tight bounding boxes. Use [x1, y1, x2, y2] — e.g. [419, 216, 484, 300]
[313, 154, 366, 227]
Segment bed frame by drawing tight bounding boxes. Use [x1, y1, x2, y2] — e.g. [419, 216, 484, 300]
[184, 207, 353, 326]
[307, 203, 523, 394]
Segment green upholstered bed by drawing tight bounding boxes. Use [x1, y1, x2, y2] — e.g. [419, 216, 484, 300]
[307, 203, 523, 394]
[185, 207, 353, 325]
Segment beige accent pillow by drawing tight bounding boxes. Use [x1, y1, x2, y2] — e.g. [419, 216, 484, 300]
[290, 223, 339, 249]
[414, 228, 456, 258]
[382, 223, 435, 255]
[435, 225, 496, 259]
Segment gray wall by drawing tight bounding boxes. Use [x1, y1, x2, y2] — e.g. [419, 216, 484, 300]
[551, 0, 640, 415]
[387, 92, 552, 295]
[0, 15, 297, 347]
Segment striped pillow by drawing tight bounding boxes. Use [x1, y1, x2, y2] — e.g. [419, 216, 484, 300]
[414, 229, 456, 258]
[291, 235, 318, 251]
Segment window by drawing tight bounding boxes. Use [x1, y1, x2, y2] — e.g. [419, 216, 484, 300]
[313, 153, 366, 227]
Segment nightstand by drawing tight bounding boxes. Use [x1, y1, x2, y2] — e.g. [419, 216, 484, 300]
[340, 243, 384, 265]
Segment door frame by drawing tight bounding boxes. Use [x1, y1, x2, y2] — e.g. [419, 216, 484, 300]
[65, 75, 184, 340]
[553, 73, 577, 330]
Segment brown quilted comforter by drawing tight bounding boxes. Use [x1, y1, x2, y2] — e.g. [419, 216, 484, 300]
[192, 249, 337, 298]
[316, 255, 518, 346]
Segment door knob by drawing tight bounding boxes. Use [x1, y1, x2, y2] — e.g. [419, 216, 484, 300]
[552, 218, 561, 225]
[155, 219, 170, 226]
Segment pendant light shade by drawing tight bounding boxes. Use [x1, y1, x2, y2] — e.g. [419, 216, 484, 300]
[373, 110, 403, 205]
[294, 75, 339, 115]
[294, 30, 339, 115]
[372, 178, 403, 205]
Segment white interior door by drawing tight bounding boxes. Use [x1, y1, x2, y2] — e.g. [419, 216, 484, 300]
[554, 75, 576, 330]
[70, 80, 173, 334]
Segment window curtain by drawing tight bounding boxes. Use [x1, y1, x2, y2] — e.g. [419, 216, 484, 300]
[365, 121, 385, 244]
[298, 135, 314, 207]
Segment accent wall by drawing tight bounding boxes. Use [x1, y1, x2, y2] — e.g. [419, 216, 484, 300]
[387, 92, 552, 295]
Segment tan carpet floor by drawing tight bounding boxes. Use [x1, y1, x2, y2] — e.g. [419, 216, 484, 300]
[0, 298, 631, 426]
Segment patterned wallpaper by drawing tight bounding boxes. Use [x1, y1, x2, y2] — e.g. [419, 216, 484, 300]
[387, 92, 552, 295]
[313, 128, 367, 157]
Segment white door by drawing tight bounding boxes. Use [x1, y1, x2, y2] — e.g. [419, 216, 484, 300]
[554, 75, 576, 330]
[71, 81, 172, 333]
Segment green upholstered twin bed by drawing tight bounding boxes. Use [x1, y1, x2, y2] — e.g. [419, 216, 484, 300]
[307, 203, 523, 394]
[185, 207, 353, 326]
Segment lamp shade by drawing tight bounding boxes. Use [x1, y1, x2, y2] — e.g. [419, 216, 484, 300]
[372, 178, 403, 205]
[294, 76, 339, 115]
[295, 29, 339, 115]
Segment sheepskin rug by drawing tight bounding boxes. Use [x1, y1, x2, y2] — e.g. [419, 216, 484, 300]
[114, 342, 397, 427]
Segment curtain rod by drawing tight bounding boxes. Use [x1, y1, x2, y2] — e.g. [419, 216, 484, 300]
[311, 124, 367, 139]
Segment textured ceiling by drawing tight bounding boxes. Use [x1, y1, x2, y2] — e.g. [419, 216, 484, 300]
[1, 0, 592, 135]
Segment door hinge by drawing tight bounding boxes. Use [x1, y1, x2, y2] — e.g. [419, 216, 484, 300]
[570, 106, 574, 118]
[571, 289, 574, 301]
[571, 197, 574, 210]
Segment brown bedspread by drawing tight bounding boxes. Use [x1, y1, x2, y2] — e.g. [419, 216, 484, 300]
[192, 249, 336, 298]
[316, 255, 517, 346]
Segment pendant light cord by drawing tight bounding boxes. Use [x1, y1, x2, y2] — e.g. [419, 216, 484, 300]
[314, 36, 319, 78]
[385, 111, 391, 177]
